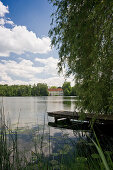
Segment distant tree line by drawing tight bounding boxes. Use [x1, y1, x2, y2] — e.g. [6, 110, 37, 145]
[49, 82, 77, 96]
[0, 82, 77, 96]
[62, 82, 76, 96]
[0, 84, 48, 96]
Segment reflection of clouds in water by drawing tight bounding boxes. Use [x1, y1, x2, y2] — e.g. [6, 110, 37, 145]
[1, 96, 76, 127]
[14, 123, 89, 159]
[0, 96, 90, 159]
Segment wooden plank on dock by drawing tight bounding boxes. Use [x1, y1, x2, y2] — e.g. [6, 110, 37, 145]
[47, 111, 113, 124]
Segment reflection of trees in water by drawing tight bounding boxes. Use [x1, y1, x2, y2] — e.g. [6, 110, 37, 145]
[6, 122, 113, 169]
[63, 96, 77, 109]
[49, 129, 93, 167]
[63, 96, 72, 107]
[9, 122, 113, 158]
[15, 124, 90, 158]
[63, 100, 71, 107]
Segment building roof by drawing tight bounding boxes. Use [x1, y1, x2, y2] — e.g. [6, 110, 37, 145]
[48, 88, 63, 92]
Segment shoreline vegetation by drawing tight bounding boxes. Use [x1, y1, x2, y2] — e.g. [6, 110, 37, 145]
[0, 104, 113, 170]
[49, 0, 113, 116]
[0, 82, 76, 97]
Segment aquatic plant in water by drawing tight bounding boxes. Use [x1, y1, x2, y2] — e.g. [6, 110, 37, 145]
[0, 105, 113, 170]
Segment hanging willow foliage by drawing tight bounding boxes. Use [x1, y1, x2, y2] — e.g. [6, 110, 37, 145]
[49, 0, 113, 114]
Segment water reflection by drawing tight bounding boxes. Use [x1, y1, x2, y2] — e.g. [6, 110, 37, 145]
[0, 96, 80, 154]
[0, 96, 113, 163]
[9, 124, 90, 159]
[0, 96, 77, 127]
[63, 97, 71, 107]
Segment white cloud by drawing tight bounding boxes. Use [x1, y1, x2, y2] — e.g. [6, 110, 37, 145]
[0, 1, 51, 57]
[0, 26, 51, 57]
[35, 57, 58, 76]
[0, 59, 43, 79]
[0, 72, 12, 82]
[0, 2, 74, 86]
[0, 18, 14, 26]
[0, 18, 5, 25]
[5, 19, 14, 25]
[0, 58, 74, 86]
[0, 1, 9, 17]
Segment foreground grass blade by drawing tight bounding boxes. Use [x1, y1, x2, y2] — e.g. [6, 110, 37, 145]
[91, 139, 110, 170]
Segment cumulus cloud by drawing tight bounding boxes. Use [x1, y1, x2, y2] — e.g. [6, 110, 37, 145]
[0, 58, 74, 86]
[5, 19, 14, 25]
[35, 57, 58, 76]
[0, 18, 14, 26]
[0, 1, 51, 57]
[0, 59, 43, 80]
[0, 2, 74, 86]
[0, 1, 9, 17]
[0, 18, 5, 25]
[0, 26, 51, 56]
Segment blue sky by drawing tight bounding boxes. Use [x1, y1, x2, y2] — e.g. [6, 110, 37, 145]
[2, 0, 53, 36]
[0, 0, 73, 86]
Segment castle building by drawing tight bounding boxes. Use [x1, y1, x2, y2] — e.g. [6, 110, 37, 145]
[48, 88, 63, 96]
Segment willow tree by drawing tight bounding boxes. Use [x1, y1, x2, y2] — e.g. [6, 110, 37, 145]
[49, 0, 113, 114]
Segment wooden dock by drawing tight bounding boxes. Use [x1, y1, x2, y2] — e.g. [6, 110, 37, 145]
[47, 111, 113, 124]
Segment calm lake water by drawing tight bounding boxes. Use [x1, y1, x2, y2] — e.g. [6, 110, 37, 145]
[0, 96, 76, 127]
[0, 96, 84, 156]
[0, 96, 112, 160]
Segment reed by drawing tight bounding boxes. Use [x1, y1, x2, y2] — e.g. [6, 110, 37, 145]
[0, 105, 24, 170]
[0, 105, 113, 170]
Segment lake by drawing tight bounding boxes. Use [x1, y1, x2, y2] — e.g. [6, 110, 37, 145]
[0, 96, 84, 156]
[0, 96, 112, 167]
[0, 96, 77, 127]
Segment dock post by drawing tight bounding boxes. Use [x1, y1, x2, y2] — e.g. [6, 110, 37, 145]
[55, 117, 58, 123]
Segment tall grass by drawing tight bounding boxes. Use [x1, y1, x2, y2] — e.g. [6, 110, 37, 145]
[0, 104, 113, 170]
[0, 106, 23, 170]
